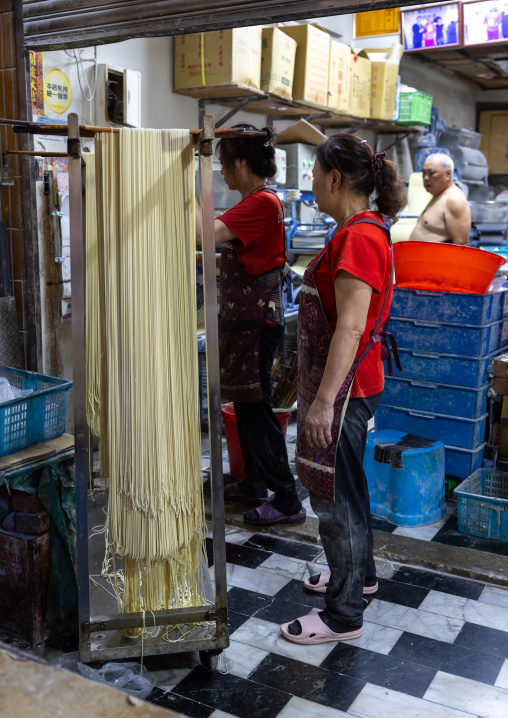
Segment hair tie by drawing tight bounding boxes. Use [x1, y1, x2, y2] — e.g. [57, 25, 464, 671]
[370, 152, 386, 174]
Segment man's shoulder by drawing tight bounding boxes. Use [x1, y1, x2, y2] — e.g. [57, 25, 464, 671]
[445, 186, 469, 210]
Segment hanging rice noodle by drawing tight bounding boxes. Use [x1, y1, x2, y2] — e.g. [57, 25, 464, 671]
[85, 130, 206, 627]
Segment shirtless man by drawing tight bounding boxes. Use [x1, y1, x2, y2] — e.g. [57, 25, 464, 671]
[410, 153, 471, 245]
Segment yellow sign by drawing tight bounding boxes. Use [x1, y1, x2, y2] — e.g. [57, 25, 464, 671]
[355, 9, 400, 38]
[43, 68, 72, 114]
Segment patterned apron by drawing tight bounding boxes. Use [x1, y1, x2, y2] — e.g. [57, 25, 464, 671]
[218, 188, 286, 403]
[295, 218, 401, 502]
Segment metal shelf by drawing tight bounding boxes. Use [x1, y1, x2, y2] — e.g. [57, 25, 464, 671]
[408, 44, 508, 91]
[173, 86, 423, 134]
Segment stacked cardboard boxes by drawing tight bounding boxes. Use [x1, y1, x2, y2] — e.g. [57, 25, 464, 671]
[174, 24, 407, 123]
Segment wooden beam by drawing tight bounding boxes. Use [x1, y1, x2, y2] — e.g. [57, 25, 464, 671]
[21, 0, 425, 50]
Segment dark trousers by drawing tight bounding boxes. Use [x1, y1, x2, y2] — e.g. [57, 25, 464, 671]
[309, 393, 382, 628]
[234, 324, 301, 515]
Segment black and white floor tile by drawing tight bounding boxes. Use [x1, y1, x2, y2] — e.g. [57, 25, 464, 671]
[145, 529, 508, 718]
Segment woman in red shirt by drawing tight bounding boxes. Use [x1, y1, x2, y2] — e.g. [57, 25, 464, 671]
[196, 124, 304, 526]
[280, 134, 405, 645]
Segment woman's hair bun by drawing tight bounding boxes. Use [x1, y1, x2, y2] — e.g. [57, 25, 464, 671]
[216, 124, 278, 180]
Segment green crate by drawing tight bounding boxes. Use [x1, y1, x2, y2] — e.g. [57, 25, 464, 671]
[396, 91, 433, 126]
[445, 476, 461, 501]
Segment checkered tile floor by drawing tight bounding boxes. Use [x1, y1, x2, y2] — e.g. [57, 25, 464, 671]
[143, 528, 508, 718]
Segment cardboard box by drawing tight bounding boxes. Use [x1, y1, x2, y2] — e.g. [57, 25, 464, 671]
[348, 49, 371, 118]
[282, 24, 330, 107]
[493, 353, 508, 379]
[363, 43, 403, 120]
[276, 119, 326, 146]
[479, 110, 508, 175]
[328, 40, 351, 113]
[494, 377, 508, 395]
[261, 27, 297, 101]
[174, 27, 262, 90]
[493, 422, 508, 456]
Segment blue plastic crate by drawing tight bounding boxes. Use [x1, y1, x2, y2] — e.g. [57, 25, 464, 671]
[390, 316, 508, 357]
[454, 469, 508, 542]
[0, 366, 72, 457]
[389, 347, 501, 389]
[445, 443, 486, 480]
[364, 429, 446, 527]
[383, 376, 490, 419]
[391, 287, 508, 325]
[375, 404, 488, 450]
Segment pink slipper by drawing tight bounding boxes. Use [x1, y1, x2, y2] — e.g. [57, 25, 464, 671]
[280, 613, 362, 645]
[304, 571, 379, 595]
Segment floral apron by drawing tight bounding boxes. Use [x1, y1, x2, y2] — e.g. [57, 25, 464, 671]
[295, 218, 401, 502]
[218, 188, 286, 403]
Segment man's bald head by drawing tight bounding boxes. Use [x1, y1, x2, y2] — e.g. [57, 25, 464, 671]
[422, 153, 454, 196]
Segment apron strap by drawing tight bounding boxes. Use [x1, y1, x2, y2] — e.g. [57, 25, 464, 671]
[259, 187, 290, 291]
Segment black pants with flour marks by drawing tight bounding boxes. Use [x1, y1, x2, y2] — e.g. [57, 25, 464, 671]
[234, 324, 302, 516]
[310, 393, 382, 628]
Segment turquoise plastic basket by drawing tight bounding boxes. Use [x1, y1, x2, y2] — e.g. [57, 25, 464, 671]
[0, 366, 72, 457]
[454, 468, 508, 542]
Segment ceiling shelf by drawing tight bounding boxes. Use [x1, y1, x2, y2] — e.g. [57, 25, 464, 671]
[409, 44, 508, 91]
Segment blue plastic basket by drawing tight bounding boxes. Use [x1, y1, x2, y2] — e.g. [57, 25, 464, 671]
[454, 469, 508, 542]
[0, 366, 72, 457]
[390, 316, 508, 357]
[445, 443, 486, 480]
[391, 287, 508, 326]
[388, 347, 501, 389]
[383, 376, 490, 420]
[375, 404, 488, 450]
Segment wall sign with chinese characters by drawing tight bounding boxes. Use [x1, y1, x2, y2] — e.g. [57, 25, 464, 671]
[30, 51, 44, 117]
[355, 9, 400, 37]
[43, 68, 72, 114]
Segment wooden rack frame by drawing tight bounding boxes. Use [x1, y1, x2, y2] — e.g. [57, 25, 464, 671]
[2, 112, 250, 667]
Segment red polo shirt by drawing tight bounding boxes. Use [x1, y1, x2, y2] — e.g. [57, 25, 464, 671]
[313, 211, 392, 398]
[217, 190, 287, 275]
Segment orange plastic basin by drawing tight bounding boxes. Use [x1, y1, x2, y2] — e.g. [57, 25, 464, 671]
[393, 242, 505, 295]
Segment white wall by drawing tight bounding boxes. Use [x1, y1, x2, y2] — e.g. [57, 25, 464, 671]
[40, 38, 262, 135]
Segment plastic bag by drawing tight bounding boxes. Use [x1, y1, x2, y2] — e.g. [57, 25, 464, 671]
[486, 276, 508, 294]
[12, 387, 33, 399]
[77, 661, 157, 700]
[0, 378, 15, 404]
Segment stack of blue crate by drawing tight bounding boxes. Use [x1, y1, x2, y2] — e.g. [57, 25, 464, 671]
[376, 287, 508, 482]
